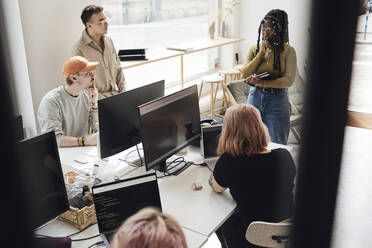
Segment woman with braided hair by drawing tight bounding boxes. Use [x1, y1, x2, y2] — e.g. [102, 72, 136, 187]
[240, 9, 297, 145]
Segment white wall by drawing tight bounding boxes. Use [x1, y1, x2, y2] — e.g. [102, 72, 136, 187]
[237, 0, 311, 77]
[17, 0, 101, 132]
[2, 0, 37, 137]
[10, 0, 310, 134]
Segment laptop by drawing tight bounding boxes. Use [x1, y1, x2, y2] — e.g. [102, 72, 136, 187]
[92, 173, 162, 247]
[200, 124, 222, 170]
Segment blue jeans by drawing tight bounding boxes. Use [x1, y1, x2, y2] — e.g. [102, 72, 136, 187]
[248, 87, 290, 145]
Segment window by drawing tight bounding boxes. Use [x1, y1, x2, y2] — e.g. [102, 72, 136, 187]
[102, 0, 218, 89]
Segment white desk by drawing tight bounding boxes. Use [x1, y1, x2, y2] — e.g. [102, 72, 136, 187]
[158, 165, 236, 236]
[98, 146, 236, 244]
[36, 219, 207, 248]
[58, 146, 140, 183]
[49, 142, 297, 247]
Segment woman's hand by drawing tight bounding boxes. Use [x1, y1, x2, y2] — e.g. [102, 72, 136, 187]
[247, 74, 264, 85]
[261, 39, 269, 54]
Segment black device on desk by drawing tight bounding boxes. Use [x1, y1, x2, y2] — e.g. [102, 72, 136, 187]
[138, 85, 201, 172]
[118, 48, 147, 61]
[92, 173, 161, 247]
[201, 124, 222, 162]
[98, 80, 164, 159]
[17, 131, 69, 230]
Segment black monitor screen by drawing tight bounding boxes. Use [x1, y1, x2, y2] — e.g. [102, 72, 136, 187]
[201, 124, 222, 159]
[138, 85, 201, 170]
[98, 80, 165, 159]
[17, 131, 69, 229]
[92, 173, 161, 234]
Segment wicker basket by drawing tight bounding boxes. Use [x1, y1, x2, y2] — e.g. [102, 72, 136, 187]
[58, 204, 97, 230]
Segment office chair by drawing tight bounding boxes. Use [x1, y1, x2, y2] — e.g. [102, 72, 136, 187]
[245, 221, 292, 248]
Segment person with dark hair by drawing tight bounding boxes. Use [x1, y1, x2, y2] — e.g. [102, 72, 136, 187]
[37, 56, 99, 147]
[110, 207, 188, 248]
[74, 5, 125, 99]
[209, 104, 296, 248]
[240, 9, 297, 145]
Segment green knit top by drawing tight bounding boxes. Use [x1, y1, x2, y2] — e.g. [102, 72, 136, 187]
[240, 43, 297, 89]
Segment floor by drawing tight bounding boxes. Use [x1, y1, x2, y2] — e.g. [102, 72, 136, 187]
[330, 15, 372, 248]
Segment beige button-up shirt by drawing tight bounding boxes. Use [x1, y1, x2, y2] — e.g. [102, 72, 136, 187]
[74, 30, 126, 98]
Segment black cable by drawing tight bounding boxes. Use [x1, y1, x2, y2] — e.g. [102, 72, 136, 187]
[88, 241, 104, 248]
[66, 223, 95, 237]
[136, 144, 143, 166]
[155, 158, 209, 178]
[191, 162, 208, 167]
[119, 145, 143, 167]
[165, 157, 185, 173]
[165, 157, 186, 174]
[34, 234, 51, 238]
[71, 234, 100, 242]
[35, 233, 101, 243]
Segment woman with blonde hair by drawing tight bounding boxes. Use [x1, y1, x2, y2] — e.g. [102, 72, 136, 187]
[110, 207, 187, 248]
[209, 104, 296, 248]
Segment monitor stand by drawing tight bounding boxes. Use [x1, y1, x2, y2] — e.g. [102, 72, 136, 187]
[154, 159, 192, 175]
[155, 161, 167, 172]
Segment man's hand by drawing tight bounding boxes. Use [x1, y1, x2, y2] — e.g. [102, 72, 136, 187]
[247, 74, 264, 85]
[89, 79, 98, 108]
[85, 133, 97, 146]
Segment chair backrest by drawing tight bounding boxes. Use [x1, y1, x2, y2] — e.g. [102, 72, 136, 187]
[227, 68, 305, 111]
[227, 79, 250, 104]
[288, 69, 306, 115]
[245, 221, 292, 248]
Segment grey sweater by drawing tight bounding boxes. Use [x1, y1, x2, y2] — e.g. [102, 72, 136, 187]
[37, 86, 92, 146]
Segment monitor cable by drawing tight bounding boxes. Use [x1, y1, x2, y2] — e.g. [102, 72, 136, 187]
[88, 241, 104, 248]
[156, 157, 194, 178]
[120, 144, 143, 167]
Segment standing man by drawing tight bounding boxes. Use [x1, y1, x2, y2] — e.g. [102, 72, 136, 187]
[37, 56, 99, 147]
[74, 5, 125, 99]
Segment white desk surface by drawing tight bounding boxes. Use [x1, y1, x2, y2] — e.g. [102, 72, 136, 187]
[53, 141, 295, 246]
[158, 165, 236, 237]
[121, 145, 237, 237]
[58, 146, 140, 183]
[36, 219, 207, 248]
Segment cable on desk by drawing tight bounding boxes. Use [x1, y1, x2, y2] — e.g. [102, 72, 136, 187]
[88, 241, 104, 247]
[71, 234, 100, 242]
[155, 158, 210, 178]
[34, 234, 51, 238]
[120, 144, 143, 167]
[66, 222, 96, 237]
[191, 162, 208, 167]
[155, 157, 190, 178]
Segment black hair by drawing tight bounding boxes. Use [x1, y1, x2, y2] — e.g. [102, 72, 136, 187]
[255, 9, 289, 72]
[81, 5, 104, 27]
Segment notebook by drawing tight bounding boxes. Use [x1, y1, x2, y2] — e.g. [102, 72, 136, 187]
[200, 124, 222, 169]
[92, 173, 162, 247]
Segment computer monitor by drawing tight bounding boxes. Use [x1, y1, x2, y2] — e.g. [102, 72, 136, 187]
[17, 131, 69, 229]
[138, 85, 201, 171]
[98, 80, 165, 159]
